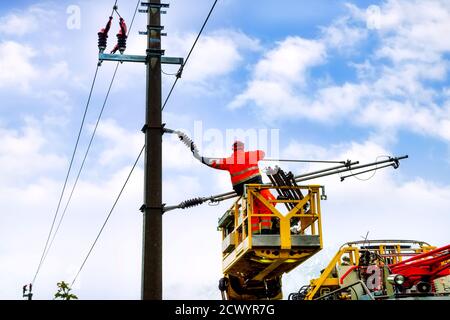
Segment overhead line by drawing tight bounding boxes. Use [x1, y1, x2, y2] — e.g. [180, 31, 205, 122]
[32, 0, 141, 286]
[71, 144, 145, 287]
[32, 64, 100, 286]
[161, 0, 219, 111]
[41, 63, 120, 265]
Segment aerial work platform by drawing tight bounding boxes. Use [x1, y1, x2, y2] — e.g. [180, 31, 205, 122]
[218, 183, 325, 299]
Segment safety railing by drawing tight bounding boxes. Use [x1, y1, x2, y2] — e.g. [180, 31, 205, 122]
[219, 184, 324, 255]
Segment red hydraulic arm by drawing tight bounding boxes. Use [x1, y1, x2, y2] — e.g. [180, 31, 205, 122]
[389, 244, 450, 289]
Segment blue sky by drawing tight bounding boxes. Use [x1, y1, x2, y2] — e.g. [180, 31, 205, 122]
[1, 0, 450, 300]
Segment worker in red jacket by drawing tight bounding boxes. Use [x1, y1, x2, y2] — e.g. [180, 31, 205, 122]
[196, 141, 275, 234]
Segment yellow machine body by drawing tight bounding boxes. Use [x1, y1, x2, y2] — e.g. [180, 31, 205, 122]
[303, 240, 436, 300]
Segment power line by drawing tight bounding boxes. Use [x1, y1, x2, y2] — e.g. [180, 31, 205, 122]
[71, 144, 145, 287]
[32, 64, 99, 286]
[41, 63, 120, 266]
[32, 0, 141, 286]
[111, 0, 118, 17]
[161, 0, 219, 111]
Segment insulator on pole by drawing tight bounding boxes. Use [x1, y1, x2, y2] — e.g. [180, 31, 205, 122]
[117, 18, 128, 54]
[179, 197, 205, 209]
[98, 32, 108, 53]
[97, 16, 113, 53]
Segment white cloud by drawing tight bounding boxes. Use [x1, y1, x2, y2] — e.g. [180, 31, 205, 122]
[94, 119, 143, 166]
[0, 5, 57, 37]
[0, 122, 65, 184]
[253, 37, 326, 85]
[0, 41, 38, 90]
[0, 12, 36, 36]
[230, 0, 450, 143]
[366, 0, 450, 62]
[321, 17, 367, 50]
[229, 36, 327, 111]
[164, 29, 261, 83]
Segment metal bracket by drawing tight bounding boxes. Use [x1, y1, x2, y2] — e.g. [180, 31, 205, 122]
[147, 48, 166, 56]
[140, 31, 168, 37]
[140, 204, 164, 213]
[141, 2, 170, 8]
[148, 25, 164, 31]
[320, 186, 327, 200]
[139, 9, 167, 14]
[99, 53, 183, 65]
[99, 53, 146, 63]
[141, 123, 166, 134]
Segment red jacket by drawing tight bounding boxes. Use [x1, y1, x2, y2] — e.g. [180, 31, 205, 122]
[211, 150, 265, 186]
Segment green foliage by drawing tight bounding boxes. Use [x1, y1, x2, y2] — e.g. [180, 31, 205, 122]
[54, 281, 78, 300]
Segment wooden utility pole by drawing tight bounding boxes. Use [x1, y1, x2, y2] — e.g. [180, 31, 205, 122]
[142, 0, 162, 300]
[97, 0, 182, 300]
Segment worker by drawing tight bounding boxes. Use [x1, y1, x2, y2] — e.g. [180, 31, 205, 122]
[194, 141, 275, 234]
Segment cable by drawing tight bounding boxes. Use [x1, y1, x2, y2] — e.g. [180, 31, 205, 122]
[32, 0, 141, 286]
[71, 144, 145, 287]
[127, 0, 141, 33]
[161, 69, 179, 76]
[349, 155, 389, 181]
[32, 64, 99, 286]
[114, 8, 123, 19]
[161, 0, 219, 111]
[111, 0, 118, 17]
[41, 63, 120, 265]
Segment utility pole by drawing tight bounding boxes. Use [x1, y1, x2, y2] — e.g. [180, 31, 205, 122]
[142, 0, 162, 300]
[97, 1, 182, 300]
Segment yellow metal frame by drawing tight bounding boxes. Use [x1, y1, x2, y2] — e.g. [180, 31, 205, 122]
[220, 184, 324, 282]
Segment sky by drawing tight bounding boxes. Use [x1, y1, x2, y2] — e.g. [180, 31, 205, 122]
[0, 0, 450, 300]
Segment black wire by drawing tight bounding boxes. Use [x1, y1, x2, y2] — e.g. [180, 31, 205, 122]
[32, 0, 141, 286]
[127, 0, 141, 35]
[111, 0, 118, 17]
[41, 63, 120, 265]
[161, 0, 219, 111]
[161, 78, 179, 111]
[183, 0, 219, 69]
[32, 64, 99, 286]
[71, 144, 145, 287]
[114, 8, 123, 19]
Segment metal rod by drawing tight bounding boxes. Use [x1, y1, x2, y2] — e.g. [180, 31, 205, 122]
[212, 190, 237, 198]
[340, 163, 395, 181]
[296, 156, 408, 183]
[164, 156, 408, 212]
[211, 194, 239, 202]
[294, 161, 359, 180]
[267, 173, 291, 211]
[262, 159, 347, 164]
